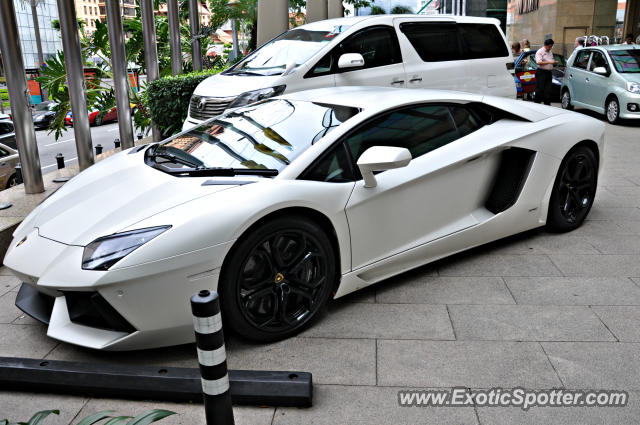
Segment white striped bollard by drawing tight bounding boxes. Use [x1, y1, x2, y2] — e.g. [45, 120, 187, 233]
[191, 290, 235, 425]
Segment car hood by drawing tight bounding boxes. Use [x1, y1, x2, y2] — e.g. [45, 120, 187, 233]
[193, 72, 284, 97]
[622, 73, 640, 83]
[33, 111, 53, 118]
[33, 150, 235, 246]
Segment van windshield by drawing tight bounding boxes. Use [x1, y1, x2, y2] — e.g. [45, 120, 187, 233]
[226, 24, 350, 76]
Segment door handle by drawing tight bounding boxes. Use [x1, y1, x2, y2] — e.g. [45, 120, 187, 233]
[585, 77, 589, 83]
[409, 77, 423, 83]
[390, 79, 405, 85]
[569, 74, 573, 78]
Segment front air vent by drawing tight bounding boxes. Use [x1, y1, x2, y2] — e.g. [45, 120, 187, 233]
[485, 148, 535, 214]
[189, 95, 236, 121]
[64, 291, 135, 333]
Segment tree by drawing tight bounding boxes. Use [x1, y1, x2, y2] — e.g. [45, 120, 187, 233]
[390, 5, 413, 13]
[370, 5, 386, 14]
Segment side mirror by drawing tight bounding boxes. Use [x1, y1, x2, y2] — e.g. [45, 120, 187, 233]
[593, 66, 608, 76]
[357, 146, 412, 188]
[338, 53, 365, 69]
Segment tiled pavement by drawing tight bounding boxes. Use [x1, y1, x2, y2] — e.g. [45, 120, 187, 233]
[1, 112, 640, 424]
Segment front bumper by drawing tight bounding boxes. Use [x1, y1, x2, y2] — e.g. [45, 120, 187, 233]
[619, 91, 640, 119]
[5, 229, 233, 350]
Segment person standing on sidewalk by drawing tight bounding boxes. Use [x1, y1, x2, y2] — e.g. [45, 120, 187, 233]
[534, 38, 557, 105]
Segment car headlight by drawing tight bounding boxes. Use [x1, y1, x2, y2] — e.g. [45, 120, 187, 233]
[82, 226, 171, 271]
[627, 82, 640, 94]
[228, 86, 286, 109]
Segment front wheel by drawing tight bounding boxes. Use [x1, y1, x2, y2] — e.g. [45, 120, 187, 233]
[220, 216, 336, 342]
[6, 174, 17, 189]
[561, 90, 574, 110]
[547, 146, 597, 232]
[606, 97, 620, 124]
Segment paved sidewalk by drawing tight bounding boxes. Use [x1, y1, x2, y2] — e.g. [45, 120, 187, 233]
[1, 113, 640, 424]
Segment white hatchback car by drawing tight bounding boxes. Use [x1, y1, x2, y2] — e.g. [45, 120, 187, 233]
[183, 15, 516, 130]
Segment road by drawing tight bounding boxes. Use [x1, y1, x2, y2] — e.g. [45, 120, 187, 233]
[35, 122, 144, 174]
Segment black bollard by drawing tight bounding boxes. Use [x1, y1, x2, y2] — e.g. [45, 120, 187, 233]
[114, 138, 121, 149]
[191, 290, 235, 425]
[15, 163, 23, 185]
[95, 144, 103, 155]
[137, 133, 143, 140]
[55, 153, 65, 169]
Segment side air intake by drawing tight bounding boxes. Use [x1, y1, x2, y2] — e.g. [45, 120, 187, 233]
[485, 148, 535, 214]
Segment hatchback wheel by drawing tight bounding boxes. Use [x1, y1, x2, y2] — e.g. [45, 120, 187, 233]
[220, 216, 336, 342]
[561, 90, 574, 110]
[606, 97, 620, 124]
[547, 146, 597, 232]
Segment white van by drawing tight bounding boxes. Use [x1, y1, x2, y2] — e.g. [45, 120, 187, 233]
[183, 15, 515, 130]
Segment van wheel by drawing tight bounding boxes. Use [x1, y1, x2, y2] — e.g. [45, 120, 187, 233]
[561, 90, 574, 110]
[606, 97, 620, 124]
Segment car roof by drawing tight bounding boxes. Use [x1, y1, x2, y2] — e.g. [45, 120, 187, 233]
[591, 44, 640, 51]
[295, 14, 502, 31]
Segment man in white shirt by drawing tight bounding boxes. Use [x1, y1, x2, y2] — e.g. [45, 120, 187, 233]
[574, 37, 585, 50]
[534, 38, 557, 105]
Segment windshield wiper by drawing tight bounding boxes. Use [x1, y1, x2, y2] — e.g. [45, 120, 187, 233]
[148, 151, 202, 168]
[225, 70, 263, 76]
[162, 167, 279, 177]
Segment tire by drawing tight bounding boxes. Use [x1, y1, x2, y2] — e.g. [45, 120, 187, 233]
[94, 114, 103, 126]
[220, 215, 336, 342]
[6, 174, 17, 189]
[546, 146, 598, 232]
[605, 97, 620, 124]
[561, 89, 574, 110]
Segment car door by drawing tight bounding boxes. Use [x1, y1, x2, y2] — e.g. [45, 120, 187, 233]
[342, 103, 497, 270]
[566, 49, 591, 105]
[583, 50, 611, 109]
[393, 19, 469, 91]
[306, 25, 406, 88]
[0, 122, 17, 150]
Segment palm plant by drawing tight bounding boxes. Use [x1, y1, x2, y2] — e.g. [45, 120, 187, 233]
[0, 409, 175, 425]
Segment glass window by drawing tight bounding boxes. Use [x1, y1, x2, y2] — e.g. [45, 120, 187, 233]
[156, 99, 360, 172]
[0, 123, 13, 135]
[0, 148, 9, 158]
[345, 105, 459, 163]
[309, 26, 401, 76]
[588, 51, 608, 72]
[457, 23, 509, 59]
[450, 106, 483, 138]
[229, 23, 350, 77]
[608, 49, 640, 73]
[573, 50, 590, 69]
[399, 22, 461, 62]
[300, 143, 354, 183]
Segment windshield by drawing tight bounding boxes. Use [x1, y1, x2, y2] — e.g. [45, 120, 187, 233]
[156, 99, 360, 172]
[609, 49, 640, 73]
[553, 54, 567, 67]
[226, 24, 350, 76]
[35, 102, 55, 111]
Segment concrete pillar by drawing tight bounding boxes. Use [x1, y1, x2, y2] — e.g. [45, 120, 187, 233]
[167, 0, 182, 75]
[188, 0, 202, 71]
[328, 0, 344, 18]
[0, 0, 44, 193]
[105, 0, 135, 149]
[57, 0, 95, 171]
[306, 0, 328, 23]
[140, 0, 161, 142]
[623, 0, 640, 40]
[257, 0, 289, 47]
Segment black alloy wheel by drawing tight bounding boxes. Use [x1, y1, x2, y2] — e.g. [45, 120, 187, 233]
[221, 216, 335, 342]
[547, 146, 597, 232]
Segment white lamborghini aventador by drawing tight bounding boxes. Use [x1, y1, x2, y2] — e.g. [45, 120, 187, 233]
[4, 87, 605, 350]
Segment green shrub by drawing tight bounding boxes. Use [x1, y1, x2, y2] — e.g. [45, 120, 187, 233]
[147, 67, 224, 137]
[1, 88, 8, 101]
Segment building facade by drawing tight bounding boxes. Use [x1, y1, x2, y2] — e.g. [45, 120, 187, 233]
[75, 0, 101, 34]
[97, 0, 137, 22]
[12, 0, 63, 69]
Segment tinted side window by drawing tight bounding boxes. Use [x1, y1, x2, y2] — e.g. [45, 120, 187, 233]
[573, 50, 590, 69]
[399, 22, 461, 62]
[457, 24, 509, 59]
[589, 51, 607, 71]
[300, 142, 355, 183]
[450, 106, 483, 138]
[0, 123, 12, 135]
[345, 105, 459, 162]
[309, 26, 401, 76]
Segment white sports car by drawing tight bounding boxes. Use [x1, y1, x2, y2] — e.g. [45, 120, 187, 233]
[4, 87, 604, 350]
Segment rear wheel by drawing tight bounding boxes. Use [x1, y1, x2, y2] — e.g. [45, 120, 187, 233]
[606, 97, 620, 124]
[561, 89, 574, 110]
[6, 174, 17, 189]
[546, 146, 597, 232]
[220, 216, 336, 342]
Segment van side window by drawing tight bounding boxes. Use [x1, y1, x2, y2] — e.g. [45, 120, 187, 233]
[399, 22, 460, 62]
[399, 22, 508, 62]
[573, 50, 590, 69]
[308, 26, 401, 77]
[457, 24, 509, 59]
